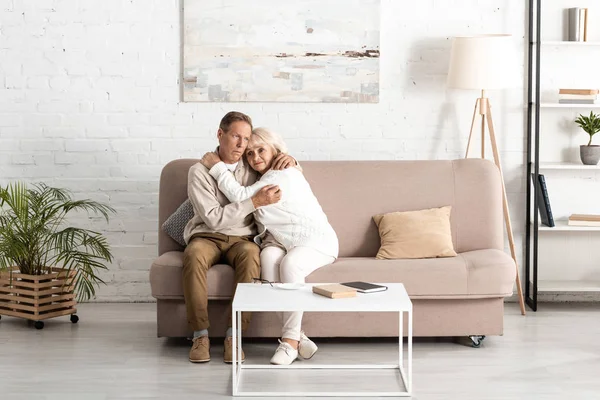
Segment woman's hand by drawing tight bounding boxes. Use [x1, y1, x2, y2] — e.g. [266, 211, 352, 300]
[200, 152, 221, 169]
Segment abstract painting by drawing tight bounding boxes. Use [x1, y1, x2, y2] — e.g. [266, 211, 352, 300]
[183, 0, 380, 103]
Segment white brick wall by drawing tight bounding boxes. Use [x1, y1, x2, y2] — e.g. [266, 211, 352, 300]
[0, 1, 527, 302]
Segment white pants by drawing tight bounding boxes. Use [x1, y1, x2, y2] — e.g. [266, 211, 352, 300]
[260, 246, 335, 341]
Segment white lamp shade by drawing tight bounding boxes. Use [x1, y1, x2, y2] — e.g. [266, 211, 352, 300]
[447, 34, 517, 90]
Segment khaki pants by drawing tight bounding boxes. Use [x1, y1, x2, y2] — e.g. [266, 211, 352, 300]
[182, 232, 260, 332]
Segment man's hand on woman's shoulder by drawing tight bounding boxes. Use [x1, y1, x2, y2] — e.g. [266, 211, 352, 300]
[270, 153, 296, 171]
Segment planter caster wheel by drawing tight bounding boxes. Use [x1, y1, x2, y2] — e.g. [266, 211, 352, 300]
[34, 321, 44, 330]
[469, 335, 485, 348]
[70, 314, 79, 324]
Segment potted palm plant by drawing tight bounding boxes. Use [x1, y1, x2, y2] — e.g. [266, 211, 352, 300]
[575, 111, 600, 165]
[0, 182, 115, 329]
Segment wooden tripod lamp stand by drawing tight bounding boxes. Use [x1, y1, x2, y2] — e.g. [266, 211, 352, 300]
[447, 34, 526, 315]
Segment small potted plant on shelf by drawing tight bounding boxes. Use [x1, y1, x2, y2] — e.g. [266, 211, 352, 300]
[0, 182, 115, 329]
[575, 111, 600, 165]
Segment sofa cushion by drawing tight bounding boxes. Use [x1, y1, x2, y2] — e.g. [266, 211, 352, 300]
[373, 206, 457, 259]
[161, 199, 193, 247]
[149, 251, 235, 299]
[307, 249, 514, 298]
[149, 249, 515, 300]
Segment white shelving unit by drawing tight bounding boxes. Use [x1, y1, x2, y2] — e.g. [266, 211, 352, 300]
[539, 162, 600, 170]
[527, 1, 600, 309]
[540, 103, 600, 108]
[542, 41, 600, 46]
[536, 220, 600, 231]
[538, 280, 600, 292]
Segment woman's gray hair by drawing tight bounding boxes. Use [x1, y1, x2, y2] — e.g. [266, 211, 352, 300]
[251, 127, 288, 155]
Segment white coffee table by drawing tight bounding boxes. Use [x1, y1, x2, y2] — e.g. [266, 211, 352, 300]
[231, 282, 412, 397]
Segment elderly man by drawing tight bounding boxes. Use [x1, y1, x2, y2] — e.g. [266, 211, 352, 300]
[183, 111, 296, 363]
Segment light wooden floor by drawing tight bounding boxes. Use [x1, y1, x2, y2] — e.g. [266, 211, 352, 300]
[0, 303, 599, 400]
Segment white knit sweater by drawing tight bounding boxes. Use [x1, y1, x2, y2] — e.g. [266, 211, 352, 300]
[209, 162, 339, 259]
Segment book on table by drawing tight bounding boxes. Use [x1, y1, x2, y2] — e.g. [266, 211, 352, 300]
[568, 214, 600, 226]
[341, 281, 388, 293]
[312, 284, 357, 299]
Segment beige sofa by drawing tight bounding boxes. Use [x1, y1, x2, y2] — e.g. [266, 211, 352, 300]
[150, 159, 515, 338]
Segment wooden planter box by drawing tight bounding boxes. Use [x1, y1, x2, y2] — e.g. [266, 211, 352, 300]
[0, 268, 78, 329]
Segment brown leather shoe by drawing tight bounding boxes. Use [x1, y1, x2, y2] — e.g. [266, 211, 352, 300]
[189, 336, 210, 363]
[223, 336, 245, 363]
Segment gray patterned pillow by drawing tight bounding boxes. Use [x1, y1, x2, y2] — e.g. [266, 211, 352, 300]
[161, 199, 194, 247]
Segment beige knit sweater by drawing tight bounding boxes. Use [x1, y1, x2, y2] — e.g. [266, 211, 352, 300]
[183, 158, 259, 244]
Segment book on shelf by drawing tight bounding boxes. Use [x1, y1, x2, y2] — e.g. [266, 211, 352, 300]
[558, 94, 598, 100]
[568, 214, 600, 226]
[559, 89, 599, 95]
[531, 173, 555, 227]
[568, 220, 600, 227]
[312, 284, 357, 299]
[583, 8, 589, 42]
[568, 8, 589, 42]
[558, 99, 600, 104]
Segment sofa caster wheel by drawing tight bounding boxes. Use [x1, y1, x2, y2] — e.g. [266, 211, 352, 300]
[70, 314, 79, 324]
[468, 335, 485, 348]
[34, 321, 44, 330]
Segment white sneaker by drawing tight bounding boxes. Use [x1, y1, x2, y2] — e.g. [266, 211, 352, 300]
[298, 331, 318, 360]
[270, 340, 298, 365]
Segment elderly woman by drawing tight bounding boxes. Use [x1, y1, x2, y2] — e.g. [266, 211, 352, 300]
[200, 127, 338, 365]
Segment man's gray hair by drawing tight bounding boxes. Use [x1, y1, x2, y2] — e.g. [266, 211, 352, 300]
[251, 127, 288, 155]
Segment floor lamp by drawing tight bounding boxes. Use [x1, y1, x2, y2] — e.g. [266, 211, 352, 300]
[447, 34, 526, 315]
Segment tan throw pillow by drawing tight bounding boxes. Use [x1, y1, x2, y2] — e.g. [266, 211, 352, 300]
[373, 206, 457, 260]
